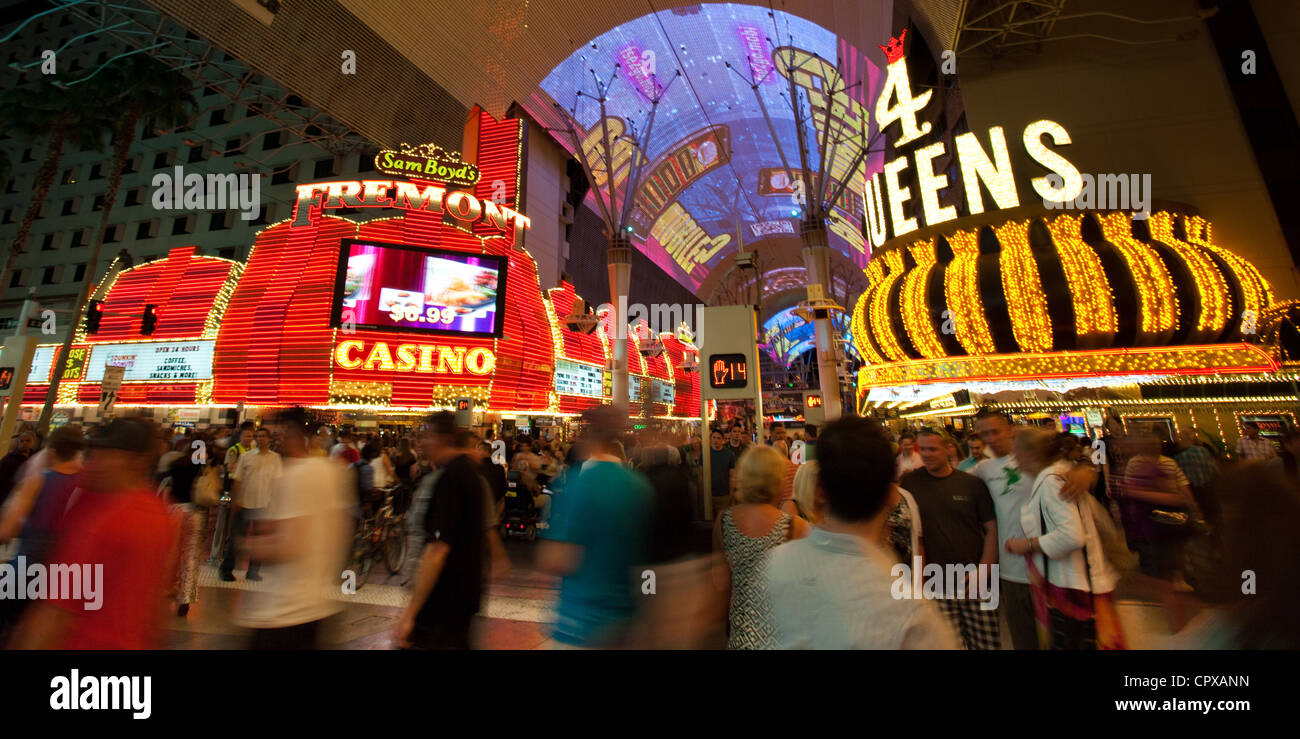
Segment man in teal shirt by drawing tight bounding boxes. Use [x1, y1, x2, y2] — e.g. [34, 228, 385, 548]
[957, 435, 986, 472]
[539, 408, 651, 647]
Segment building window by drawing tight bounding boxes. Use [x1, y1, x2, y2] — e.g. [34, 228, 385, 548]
[262, 131, 282, 150]
[61, 168, 76, 184]
[210, 211, 229, 230]
[61, 198, 78, 216]
[153, 151, 172, 169]
[1, 209, 11, 225]
[93, 195, 105, 211]
[121, 157, 138, 175]
[9, 270, 22, 288]
[250, 203, 274, 225]
[89, 163, 103, 179]
[209, 108, 228, 126]
[73, 263, 86, 282]
[313, 158, 335, 179]
[21, 148, 33, 163]
[357, 152, 376, 173]
[70, 229, 87, 247]
[41, 234, 56, 250]
[124, 188, 142, 207]
[172, 215, 193, 235]
[136, 220, 157, 240]
[187, 146, 205, 164]
[271, 166, 294, 186]
[41, 266, 57, 285]
[105, 224, 121, 243]
[224, 137, 243, 156]
[4, 178, 17, 194]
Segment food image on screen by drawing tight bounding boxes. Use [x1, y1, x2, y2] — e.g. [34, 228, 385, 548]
[334, 239, 506, 337]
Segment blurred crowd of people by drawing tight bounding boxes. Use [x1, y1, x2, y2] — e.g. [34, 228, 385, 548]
[0, 404, 1295, 651]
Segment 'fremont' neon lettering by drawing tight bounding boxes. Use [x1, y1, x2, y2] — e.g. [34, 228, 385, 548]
[291, 179, 530, 234]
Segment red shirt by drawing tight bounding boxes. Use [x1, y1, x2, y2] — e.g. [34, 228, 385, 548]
[48, 487, 179, 649]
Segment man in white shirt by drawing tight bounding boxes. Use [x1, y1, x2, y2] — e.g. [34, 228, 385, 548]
[1235, 422, 1276, 461]
[220, 425, 270, 581]
[766, 416, 959, 649]
[233, 428, 283, 583]
[240, 408, 350, 649]
[896, 432, 923, 477]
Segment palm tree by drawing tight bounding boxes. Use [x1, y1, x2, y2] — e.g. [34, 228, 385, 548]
[37, 57, 198, 433]
[0, 77, 115, 295]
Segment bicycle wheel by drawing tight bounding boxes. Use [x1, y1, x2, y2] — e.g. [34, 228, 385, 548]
[384, 522, 407, 574]
[356, 548, 374, 589]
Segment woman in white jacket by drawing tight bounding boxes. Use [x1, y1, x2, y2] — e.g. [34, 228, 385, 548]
[1005, 427, 1122, 649]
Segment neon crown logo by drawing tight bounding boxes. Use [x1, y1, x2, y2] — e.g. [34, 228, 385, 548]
[878, 28, 907, 64]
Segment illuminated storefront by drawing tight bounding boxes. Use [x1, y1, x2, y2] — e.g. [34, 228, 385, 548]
[852, 207, 1291, 446]
[21, 107, 700, 425]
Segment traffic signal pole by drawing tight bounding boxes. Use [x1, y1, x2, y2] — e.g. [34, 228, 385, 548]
[35, 256, 135, 435]
[0, 290, 43, 444]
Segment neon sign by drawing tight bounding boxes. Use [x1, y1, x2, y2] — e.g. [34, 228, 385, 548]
[290, 179, 530, 234]
[864, 29, 1084, 247]
[374, 143, 481, 187]
[333, 340, 496, 375]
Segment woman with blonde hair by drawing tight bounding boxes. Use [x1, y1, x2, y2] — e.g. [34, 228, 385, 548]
[785, 460, 819, 523]
[713, 445, 811, 649]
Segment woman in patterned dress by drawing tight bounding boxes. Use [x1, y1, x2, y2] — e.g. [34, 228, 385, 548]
[713, 445, 811, 649]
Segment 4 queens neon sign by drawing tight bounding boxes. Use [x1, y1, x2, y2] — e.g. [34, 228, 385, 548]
[291, 179, 531, 235]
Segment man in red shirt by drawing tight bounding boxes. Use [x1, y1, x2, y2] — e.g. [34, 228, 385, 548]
[11, 418, 179, 650]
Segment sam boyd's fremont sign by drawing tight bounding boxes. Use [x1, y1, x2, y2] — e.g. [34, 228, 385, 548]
[374, 142, 481, 188]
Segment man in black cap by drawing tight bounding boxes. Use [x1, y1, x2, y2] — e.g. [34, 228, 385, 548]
[12, 418, 179, 649]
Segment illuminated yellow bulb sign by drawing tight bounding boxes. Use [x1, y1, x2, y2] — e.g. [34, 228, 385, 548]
[863, 30, 1085, 248]
[334, 340, 496, 375]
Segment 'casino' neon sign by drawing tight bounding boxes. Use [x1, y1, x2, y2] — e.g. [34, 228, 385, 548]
[291, 179, 531, 235]
[334, 340, 497, 375]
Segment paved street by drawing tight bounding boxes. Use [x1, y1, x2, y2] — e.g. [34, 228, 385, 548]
[166, 540, 560, 650]
[165, 538, 1203, 650]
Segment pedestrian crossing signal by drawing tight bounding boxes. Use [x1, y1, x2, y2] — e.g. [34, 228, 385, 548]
[141, 304, 158, 336]
[0, 367, 13, 391]
[85, 300, 104, 334]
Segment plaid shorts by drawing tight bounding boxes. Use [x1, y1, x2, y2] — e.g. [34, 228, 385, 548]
[937, 597, 1001, 650]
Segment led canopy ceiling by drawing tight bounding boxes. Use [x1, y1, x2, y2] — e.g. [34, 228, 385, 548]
[528, 3, 891, 293]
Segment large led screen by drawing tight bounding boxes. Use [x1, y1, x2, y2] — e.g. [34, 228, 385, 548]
[761, 306, 858, 367]
[528, 3, 890, 293]
[331, 239, 507, 337]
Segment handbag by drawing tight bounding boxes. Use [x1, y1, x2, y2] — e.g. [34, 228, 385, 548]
[193, 468, 221, 508]
[1028, 473, 1098, 650]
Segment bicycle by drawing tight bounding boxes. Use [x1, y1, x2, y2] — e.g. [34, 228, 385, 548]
[347, 484, 408, 589]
